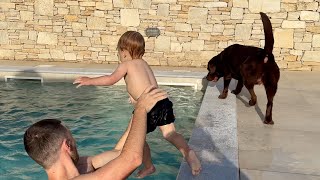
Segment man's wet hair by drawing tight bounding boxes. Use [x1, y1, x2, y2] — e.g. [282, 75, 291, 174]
[24, 119, 70, 169]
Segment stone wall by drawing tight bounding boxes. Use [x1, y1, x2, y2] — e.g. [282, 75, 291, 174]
[0, 0, 320, 70]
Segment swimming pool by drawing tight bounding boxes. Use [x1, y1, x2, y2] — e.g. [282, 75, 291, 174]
[0, 81, 203, 180]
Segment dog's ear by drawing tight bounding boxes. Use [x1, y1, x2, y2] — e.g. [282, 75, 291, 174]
[208, 63, 216, 73]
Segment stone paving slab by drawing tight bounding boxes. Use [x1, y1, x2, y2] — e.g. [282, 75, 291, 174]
[240, 169, 320, 180]
[177, 81, 238, 180]
[239, 128, 320, 175]
[178, 162, 239, 180]
[237, 71, 320, 179]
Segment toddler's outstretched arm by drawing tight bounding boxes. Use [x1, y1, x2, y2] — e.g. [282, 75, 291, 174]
[73, 63, 127, 88]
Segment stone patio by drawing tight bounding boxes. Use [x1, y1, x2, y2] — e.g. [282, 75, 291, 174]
[238, 71, 320, 180]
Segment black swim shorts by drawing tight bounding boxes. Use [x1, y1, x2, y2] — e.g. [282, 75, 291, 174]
[146, 98, 175, 133]
[133, 98, 175, 133]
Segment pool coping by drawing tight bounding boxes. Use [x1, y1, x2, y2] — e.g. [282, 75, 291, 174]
[0, 65, 206, 77]
[176, 81, 239, 180]
[0, 64, 207, 91]
[0, 62, 239, 179]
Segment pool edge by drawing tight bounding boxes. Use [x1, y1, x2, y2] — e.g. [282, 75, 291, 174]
[176, 81, 239, 180]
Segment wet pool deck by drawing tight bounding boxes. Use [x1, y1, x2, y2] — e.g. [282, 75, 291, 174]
[1, 60, 320, 180]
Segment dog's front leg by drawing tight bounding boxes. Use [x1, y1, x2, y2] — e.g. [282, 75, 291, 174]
[219, 77, 231, 99]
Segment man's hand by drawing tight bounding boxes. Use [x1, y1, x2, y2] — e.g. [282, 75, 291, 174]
[135, 86, 167, 113]
[73, 77, 92, 88]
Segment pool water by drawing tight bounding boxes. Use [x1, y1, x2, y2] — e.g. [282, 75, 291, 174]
[0, 81, 203, 180]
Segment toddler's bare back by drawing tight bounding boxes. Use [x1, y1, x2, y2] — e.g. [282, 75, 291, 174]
[124, 59, 158, 101]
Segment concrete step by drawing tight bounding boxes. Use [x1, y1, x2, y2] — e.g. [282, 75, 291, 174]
[177, 81, 239, 180]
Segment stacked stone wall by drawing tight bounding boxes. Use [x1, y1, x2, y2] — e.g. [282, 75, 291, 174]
[1, 0, 320, 70]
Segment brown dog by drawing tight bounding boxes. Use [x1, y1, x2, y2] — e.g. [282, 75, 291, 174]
[206, 12, 280, 124]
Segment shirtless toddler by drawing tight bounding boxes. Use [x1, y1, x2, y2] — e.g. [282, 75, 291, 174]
[73, 31, 201, 178]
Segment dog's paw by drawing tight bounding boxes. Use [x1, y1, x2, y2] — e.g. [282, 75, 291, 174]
[263, 119, 274, 125]
[218, 94, 227, 99]
[249, 100, 256, 106]
[231, 90, 240, 95]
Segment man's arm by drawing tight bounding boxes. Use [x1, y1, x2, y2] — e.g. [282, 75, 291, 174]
[73, 63, 127, 88]
[72, 108, 147, 180]
[129, 95, 137, 105]
[72, 86, 167, 180]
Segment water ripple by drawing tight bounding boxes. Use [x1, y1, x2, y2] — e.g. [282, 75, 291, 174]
[0, 82, 203, 180]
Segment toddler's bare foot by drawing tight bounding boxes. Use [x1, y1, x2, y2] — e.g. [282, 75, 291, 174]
[186, 149, 201, 175]
[136, 165, 156, 179]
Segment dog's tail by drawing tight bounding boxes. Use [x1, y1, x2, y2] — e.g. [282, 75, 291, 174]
[260, 12, 274, 54]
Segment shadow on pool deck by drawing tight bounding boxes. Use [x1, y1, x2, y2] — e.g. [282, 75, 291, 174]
[236, 89, 265, 123]
[213, 79, 265, 123]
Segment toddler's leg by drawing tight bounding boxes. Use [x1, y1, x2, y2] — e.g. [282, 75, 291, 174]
[136, 142, 156, 178]
[113, 116, 156, 178]
[159, 123, 201, 175]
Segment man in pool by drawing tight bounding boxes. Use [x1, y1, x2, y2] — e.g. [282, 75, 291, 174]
[73, 31, 201, 177]
[23, 86, 167, 179]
